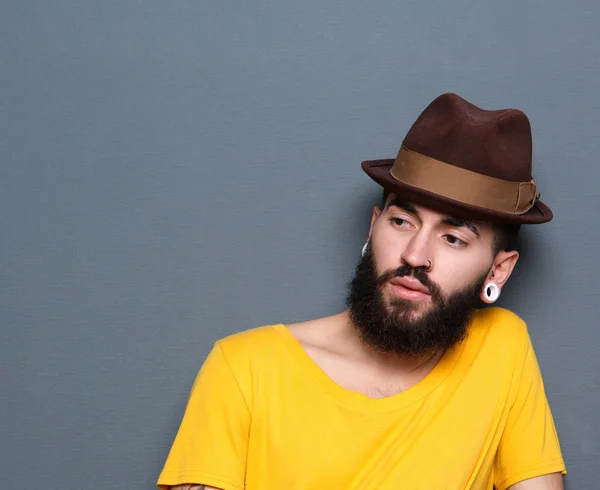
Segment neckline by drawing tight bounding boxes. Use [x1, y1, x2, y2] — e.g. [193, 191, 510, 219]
[273, 324, 466, 412]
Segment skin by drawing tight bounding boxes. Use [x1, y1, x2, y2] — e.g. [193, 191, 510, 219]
[289, 194, 522, 397]
[166, 194, 563, 489]
[369, 194, 519, 314]
[509, 473, 564, 490]
[169, 486, 211, 490]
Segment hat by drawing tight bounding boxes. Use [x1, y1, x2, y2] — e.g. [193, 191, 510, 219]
[361, 93, 552, 224]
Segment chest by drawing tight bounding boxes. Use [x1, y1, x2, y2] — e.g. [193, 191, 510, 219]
[301, 344, 437, 399]
[246, 397, 502, 490]
[245, 366, 511, 490]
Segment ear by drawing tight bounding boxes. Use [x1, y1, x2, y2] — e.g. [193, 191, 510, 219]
[368, 205, 382, 240]
[488, 250, 519, 289]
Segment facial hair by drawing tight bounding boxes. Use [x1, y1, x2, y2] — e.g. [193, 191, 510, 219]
[346, 245, 488, 357]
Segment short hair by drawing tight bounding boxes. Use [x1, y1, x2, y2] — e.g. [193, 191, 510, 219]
[380, 189, 520, 254]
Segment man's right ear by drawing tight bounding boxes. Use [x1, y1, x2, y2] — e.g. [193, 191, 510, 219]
[369, 205, 382, 239]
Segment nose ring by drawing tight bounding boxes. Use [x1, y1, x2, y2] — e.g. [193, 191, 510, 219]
[425, 260, 432, 271]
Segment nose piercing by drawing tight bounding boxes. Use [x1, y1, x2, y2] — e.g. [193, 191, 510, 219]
[425, 260, 432, 271]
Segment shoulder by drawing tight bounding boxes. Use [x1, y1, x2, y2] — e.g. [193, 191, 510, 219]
[465, 307, 532, 363]
[216, 324, 286, 361]
[471, 306, 529, 340]
[451, 308, 537, 397]
[198, 325, 289, 401]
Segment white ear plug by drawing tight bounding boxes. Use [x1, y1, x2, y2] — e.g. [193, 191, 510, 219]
[482, 282, 500, 303]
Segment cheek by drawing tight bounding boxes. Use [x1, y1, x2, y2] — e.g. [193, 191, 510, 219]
[371, 244, 396, 276]
[431, 249, 490, 293]
[370, 230, 406, 274]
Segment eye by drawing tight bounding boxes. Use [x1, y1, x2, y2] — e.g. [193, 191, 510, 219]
[390, 217, 411, 228]
[444, 234, 467, 248]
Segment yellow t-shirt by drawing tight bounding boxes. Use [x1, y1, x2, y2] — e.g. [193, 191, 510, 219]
[157, 307, 566, 490]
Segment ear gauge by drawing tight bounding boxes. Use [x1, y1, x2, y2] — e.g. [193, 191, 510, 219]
[482, 283, 500, 303]
[361, 242, 369, 257]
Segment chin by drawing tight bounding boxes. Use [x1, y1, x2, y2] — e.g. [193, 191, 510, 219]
[387, 301, 432, 323]
[399, 309, 428, 323]
[387, 293, 433, 310]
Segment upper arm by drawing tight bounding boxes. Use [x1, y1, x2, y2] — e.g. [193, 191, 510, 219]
[507, 472, 564, 489]
[157, 343, 251, 490]
[494, 329, 566, 489]
[168, 486, 223, 490]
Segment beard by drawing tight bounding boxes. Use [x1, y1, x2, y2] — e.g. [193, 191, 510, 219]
[346, 245, 487, 357]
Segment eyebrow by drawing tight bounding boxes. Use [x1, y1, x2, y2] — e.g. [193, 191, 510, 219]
[385, 197, 417, 214]
[442, 217, 481, 238]
[385, 197, 481, 238]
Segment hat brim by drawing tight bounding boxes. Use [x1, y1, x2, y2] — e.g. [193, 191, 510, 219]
[362, 159, 553, 224]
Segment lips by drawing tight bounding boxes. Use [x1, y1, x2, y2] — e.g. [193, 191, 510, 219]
[388, 276, 432, 295]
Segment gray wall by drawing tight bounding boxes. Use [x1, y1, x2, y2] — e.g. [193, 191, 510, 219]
[1, 1, 598, 488]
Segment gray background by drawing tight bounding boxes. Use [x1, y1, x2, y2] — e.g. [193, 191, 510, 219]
[1, 1, 598, 488]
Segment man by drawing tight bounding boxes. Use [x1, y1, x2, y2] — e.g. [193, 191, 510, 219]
[157, 93, 566, 489]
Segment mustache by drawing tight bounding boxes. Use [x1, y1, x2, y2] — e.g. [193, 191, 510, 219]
[376, 264, 442, 299]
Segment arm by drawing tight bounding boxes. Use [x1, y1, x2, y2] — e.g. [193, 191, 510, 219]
[494, 326, 566, 489]
[157, 343, 251, 490]
[169, 486, 221, 490]
[508, 472, 563, 489]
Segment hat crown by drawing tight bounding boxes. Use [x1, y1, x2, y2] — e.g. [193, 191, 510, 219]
[402, 93, 533, 183]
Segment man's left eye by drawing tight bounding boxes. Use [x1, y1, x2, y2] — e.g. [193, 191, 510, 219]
[445, 235, 466, 247]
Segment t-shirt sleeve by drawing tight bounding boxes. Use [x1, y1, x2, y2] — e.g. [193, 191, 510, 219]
[493, 331, 566, 490]
[157, 342, 250, 490]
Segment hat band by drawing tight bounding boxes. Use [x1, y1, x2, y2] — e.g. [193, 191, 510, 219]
[390, 146, 537, 215]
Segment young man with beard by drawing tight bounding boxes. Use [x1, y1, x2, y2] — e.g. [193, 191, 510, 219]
[157, 94, 566, 489]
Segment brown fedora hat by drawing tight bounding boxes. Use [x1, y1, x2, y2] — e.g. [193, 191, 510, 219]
[362, 93, 552, 224]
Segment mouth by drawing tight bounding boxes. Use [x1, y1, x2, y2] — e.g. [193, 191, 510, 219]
[388, 276, 432, 302]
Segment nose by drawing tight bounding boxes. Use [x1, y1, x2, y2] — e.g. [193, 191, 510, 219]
[400, 228, 433, 271]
